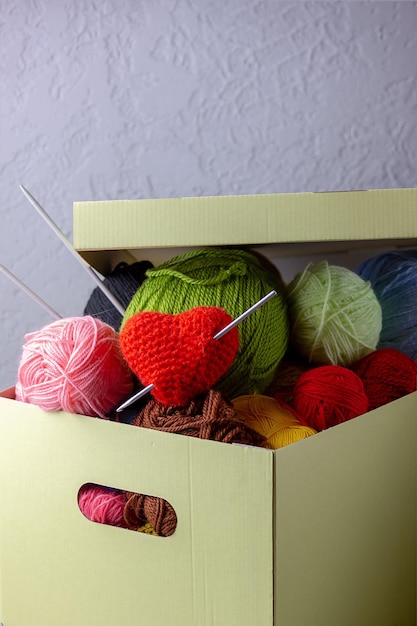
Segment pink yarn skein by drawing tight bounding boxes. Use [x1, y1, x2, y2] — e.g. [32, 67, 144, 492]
[15, 316, 134, 417]
[78, 483, 128, 527]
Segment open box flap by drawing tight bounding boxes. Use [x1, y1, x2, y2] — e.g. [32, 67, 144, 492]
[272, 391, 417, 626]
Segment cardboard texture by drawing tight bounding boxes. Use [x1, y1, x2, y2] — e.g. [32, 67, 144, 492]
[1, 189, 416, 625]
[73, 188, 417, 273]
[0, 393, 274, 626]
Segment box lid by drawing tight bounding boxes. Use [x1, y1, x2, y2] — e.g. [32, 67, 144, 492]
[73, 188, 417, 274]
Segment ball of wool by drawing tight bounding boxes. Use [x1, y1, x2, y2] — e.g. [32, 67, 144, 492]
[15, 316, 134, 418]
[232, 394, 317, 449]
[122, 247, 289, 399]
[265, 357, 313, 405]
[355, 249, 417, 361]
[130, 389, 265, 447]
[84, 260, 153, 331]
[124, 389, 265, 537]
[78, 484, 171, 537]
[136, 522, 158, 536]
[350, 348, 417, 411]
[78, 484, 128, 528]
[293, 365, 369, 431]
[286, 261, 382, 366]
[124, 492, 177, 537]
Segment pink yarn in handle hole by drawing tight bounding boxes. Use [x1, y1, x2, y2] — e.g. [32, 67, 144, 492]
[78, 483, 178, 537]
[78, 484, 128, 528]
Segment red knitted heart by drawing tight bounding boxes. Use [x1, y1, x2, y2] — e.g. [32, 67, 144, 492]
[119, 307, 239, 406]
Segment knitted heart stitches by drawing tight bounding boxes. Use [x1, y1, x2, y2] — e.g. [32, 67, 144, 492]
[119, 307, 239, 406]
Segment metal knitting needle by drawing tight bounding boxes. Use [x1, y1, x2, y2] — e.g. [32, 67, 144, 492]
[212, 289, 277, 339]
[116, 289, 277, 412]
[19, 185, 126, 316]
[0, 263, 62, 320]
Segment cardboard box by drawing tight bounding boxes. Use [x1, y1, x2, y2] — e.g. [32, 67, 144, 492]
[1, 189, 416, 625]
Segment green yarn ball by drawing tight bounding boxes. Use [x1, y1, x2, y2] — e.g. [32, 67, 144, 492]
[286, 260, 382, 366]
[122, 248, 289, 399]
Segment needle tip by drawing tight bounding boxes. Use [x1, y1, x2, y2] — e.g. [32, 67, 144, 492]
[19, 184, 31, 199]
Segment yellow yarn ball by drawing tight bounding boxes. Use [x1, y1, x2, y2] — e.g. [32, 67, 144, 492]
[137, 522, 158, 536]
[232, 394, 317, 449]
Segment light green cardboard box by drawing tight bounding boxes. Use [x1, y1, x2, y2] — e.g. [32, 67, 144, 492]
[0, 189, 416, 626]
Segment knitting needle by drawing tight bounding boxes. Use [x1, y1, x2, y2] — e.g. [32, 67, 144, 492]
[212, 289, 277, 339]
[116, 289, 277, 412]
[19, 185, 126, 317]
[0, 263, 62, 320]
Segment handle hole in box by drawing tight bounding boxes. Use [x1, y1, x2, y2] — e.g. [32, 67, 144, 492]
[77, 482, 177, 537]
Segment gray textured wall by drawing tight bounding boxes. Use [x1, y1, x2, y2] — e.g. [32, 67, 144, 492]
[1, 1, 417, 390]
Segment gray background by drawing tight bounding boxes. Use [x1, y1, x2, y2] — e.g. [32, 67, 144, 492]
[1, 1, 416, 389]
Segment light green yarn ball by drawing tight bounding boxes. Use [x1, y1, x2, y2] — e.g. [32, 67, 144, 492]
[123, 248, 289, 399]
[286, 260, 382, 366]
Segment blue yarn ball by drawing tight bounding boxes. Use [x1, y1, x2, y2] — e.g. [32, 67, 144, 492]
[355, 249, 417, 361]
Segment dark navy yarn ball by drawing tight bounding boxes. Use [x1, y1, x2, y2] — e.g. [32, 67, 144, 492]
[84, 260, 153, 330]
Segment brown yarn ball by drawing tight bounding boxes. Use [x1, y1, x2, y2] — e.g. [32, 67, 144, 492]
[265, 358, 313, 404]
[124, 389, 265, 536]
[124, 493, 177, 537]
[130, 389, 266, 446]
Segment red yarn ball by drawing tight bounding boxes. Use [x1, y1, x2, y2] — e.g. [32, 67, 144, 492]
[350, 348, 417, 411]
[293, 365, 369, 431]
